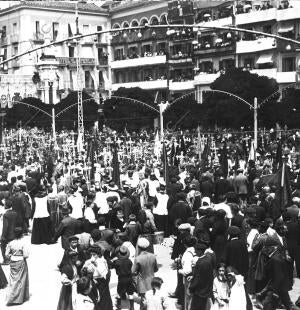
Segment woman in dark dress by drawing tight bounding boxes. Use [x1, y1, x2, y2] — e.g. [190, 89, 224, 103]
[136, 209, 156, 255]
[57, 250, 78, 310]
[31, 186, 53, 245]
[211, 209, 228, 265]
[82, 245, 113, 310]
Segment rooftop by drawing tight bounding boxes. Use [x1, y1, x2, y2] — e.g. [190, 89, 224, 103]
[0, 0, 108, 15]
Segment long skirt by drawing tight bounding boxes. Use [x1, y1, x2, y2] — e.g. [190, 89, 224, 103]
[31, 216, 53, 244]
[96, 277, 113, 310]
[6, 259, 29, 305]
[57, 285, 73, 310]
[0, 264, 7, 289]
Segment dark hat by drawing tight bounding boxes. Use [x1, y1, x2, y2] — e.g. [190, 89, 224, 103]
[129, 214, 136, 221]
[228, 226, 241, 237]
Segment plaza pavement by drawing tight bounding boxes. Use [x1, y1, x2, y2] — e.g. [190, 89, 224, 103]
[0, 236, 299, 309]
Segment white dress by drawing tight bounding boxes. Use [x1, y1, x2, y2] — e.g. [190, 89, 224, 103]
[228, 275, 246, 310]
[211, 277, 229, 310]
[145, 289, 168, 310]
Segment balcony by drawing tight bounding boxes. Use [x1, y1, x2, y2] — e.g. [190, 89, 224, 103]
[194, 72, 220, 85]
[81, 35, 97, 46]
[169, 54, 193, 64]
[11, 59, 20, 68]
[194, 43, 235, 55]
[57, 57, 96, 67]
[250, 68, 277, 79]
[10, 34, 19, 44]
[236, 8, 276, 25]
[277, 7, 300, 22]
[111, 28, 166, 45]
[169, 80, 194, 91]
[0, 37, 8, 47]
[33, 32, 45, 44]
[236, 37, 276, 54]
[249, 68, 295, 84]
[112, 79, 167, 91]
[277, 71, 296, 84]
[111, 55, 166, 69]
[98, 57, 108, 66]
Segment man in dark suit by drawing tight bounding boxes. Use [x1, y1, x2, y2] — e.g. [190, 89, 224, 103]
[53, 206, 78, 250]
[1, 198, 17, 264]
[233, 168, 248, 200]
[189, 244, 214, 310]
[11, 186, 28, 232]
[169, 192, 193, 235]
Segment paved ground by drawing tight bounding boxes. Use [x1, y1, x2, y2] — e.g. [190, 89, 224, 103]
[0, 236, 179, 310]
[0, 236, 299, 309]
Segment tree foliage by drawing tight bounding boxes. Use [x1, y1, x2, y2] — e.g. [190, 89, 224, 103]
[5, 91, 98, 130]
[103, 87, 157, 130]
[202, 68, 279, 128]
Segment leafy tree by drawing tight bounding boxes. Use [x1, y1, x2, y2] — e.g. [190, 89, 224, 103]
[6, 97, 51, 128]
[279, 88, 300, 128]
[203, 68, 279, 128]
[104, 87, 157, 130]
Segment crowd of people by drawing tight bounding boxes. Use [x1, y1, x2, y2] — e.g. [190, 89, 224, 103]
[0, 125, 300, 310]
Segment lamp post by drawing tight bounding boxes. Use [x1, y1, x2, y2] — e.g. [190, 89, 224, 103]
[254, 97, 258, 152]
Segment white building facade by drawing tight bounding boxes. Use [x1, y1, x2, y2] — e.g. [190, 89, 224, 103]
[0, 1, 110, 106]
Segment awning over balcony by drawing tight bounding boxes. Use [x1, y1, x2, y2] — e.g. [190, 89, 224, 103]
[278, 25, 294, 33]
[256, 54, 273, 65]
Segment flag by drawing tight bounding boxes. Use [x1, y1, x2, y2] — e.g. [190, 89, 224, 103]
[154, 130, 161, 158]
[275, 140, 282, 170]
[220, 142, 228, 177]
[201, 136, 211, 169]
[170, 142, 175, 165]
[112, 144, 120, 187]
[76, 132, 84, 153]
[257, 164, 292, 219]
[180, 136, 186, 155]
[279, 163, 292, 212]
[162, 142, 169, 184]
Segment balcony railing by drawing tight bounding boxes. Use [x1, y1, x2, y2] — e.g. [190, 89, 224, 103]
[112, 79, 168, 91]
[194, 42, 235, 55]
[98, 57, 108, 66]
[169, 80, 194, 91]
[10, 34, 19, 44]
[111, 28, 167, 45]
[11, 59, 20, 68]
[194, 72, 220, 85]
[111, 54, 166, 69]
[236, 37, 276, 54]
[57, 57, 96, 67]
[0, 37, 8, 46]
[33, 32, 45, 44]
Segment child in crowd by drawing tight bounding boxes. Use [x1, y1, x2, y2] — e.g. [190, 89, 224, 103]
[145, 277, 168, 310]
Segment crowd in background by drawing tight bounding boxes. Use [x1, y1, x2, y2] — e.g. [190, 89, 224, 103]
[0, 126, 300, 309]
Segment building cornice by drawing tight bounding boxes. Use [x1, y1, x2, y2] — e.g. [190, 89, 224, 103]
[0, 2, 109, 18]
